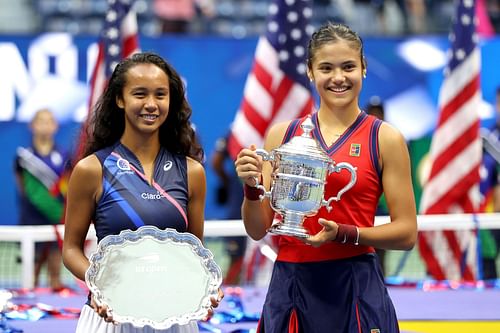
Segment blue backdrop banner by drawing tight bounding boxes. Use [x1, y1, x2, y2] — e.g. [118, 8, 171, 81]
[1, 33, 499, 223]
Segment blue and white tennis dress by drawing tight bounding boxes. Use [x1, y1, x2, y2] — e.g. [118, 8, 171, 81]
[76, 143, 198, 333]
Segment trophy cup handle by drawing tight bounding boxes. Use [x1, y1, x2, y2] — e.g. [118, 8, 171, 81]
[253, 148, 274, 201]
[323, 162, 357, 211]
[255, 148, 274, 162]
[252, 176, 271, 201]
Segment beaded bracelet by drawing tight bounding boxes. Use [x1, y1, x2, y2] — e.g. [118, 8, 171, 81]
[334, 223, 359, 245]
[244, 183, 263, 201]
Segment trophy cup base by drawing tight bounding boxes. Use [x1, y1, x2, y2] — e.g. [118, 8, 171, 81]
[267, 223, 310, 239]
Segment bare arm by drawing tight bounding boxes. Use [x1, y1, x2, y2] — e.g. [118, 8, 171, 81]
[306, 123, 417, 251]
[187, 157, 206, 242]
[235, 121, 290, 240]
[494, 183, 500, 212]
[62, 155, 102, 281]
[358, 122, 417, 250]
[14, 171, 24, 194]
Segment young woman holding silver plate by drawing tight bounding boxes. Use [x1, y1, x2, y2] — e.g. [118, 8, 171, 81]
[235, 22, 417, 333]
[63, 52, 222, 332]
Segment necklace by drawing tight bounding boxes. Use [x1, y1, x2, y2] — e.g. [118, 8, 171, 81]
[319, 124, 344, 137]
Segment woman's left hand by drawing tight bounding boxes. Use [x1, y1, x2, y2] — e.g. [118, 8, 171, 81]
[203, 288, 224, 321]
[303, 218, 339, 247]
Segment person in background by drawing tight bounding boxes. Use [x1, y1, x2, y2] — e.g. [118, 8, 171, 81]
[487, 0, 500, 32]
[235, 22, 417, 332]
[480, 86, 500, 280]
[366, 95, 385, 122]
[211, 133, 246, 284]
[62, 52, 222, 332]
[365, 95, 389, 276]
[153, 0, 215, 34]
[14, 108, 69, 291]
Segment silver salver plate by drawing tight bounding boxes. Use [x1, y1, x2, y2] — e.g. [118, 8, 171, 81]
[85, 226, 222, 330]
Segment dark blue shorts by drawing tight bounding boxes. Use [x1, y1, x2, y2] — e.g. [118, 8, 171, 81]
[257, 253, 399, 333]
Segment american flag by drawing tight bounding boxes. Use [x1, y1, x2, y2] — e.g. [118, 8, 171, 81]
[227, 0, 315, 159]
[76, 0, 140, 160]
[418, 0, 482, 281]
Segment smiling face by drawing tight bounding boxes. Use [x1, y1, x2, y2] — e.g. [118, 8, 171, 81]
[306, 23, 366, 114]
[116, 63, 170, 137]
[307, 40, 364, 112]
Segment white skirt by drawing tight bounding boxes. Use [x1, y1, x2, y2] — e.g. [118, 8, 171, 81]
[75, 305, 199, 333]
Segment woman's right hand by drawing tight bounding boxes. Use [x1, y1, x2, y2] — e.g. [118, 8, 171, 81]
[234, 144, 263, 186]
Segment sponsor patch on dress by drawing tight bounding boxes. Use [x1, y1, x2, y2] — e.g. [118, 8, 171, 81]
[370, 329, 380, 333]
[349, 143, 361, 157]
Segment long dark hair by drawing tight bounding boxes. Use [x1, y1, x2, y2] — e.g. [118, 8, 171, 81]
[82, 52, 204, 162]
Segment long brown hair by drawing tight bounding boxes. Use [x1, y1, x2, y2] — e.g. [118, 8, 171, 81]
[82, 52, 204, 162]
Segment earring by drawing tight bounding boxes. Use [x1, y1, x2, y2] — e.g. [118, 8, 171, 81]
[362, 69, 367, 78]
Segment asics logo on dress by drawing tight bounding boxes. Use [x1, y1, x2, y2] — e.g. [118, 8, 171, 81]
[163, 161, 173, 171]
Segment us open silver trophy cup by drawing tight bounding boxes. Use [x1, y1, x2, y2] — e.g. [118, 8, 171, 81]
[255, 117, 357, 238]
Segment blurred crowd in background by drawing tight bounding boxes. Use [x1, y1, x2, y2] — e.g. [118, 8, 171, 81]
[0, 0, 499, 38]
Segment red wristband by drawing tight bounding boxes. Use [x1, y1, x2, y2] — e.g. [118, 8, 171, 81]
[244, 183, 263, 201]
[333, 224, 359, 245]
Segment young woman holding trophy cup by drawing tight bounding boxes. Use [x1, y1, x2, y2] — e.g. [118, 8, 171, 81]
[63, 52, 222, 332]
[235, 22, 417, 333]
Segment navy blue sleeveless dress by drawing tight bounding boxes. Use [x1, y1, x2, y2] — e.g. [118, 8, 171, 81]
[94, 143, 189, 241]
[76, 142, 199, 333]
